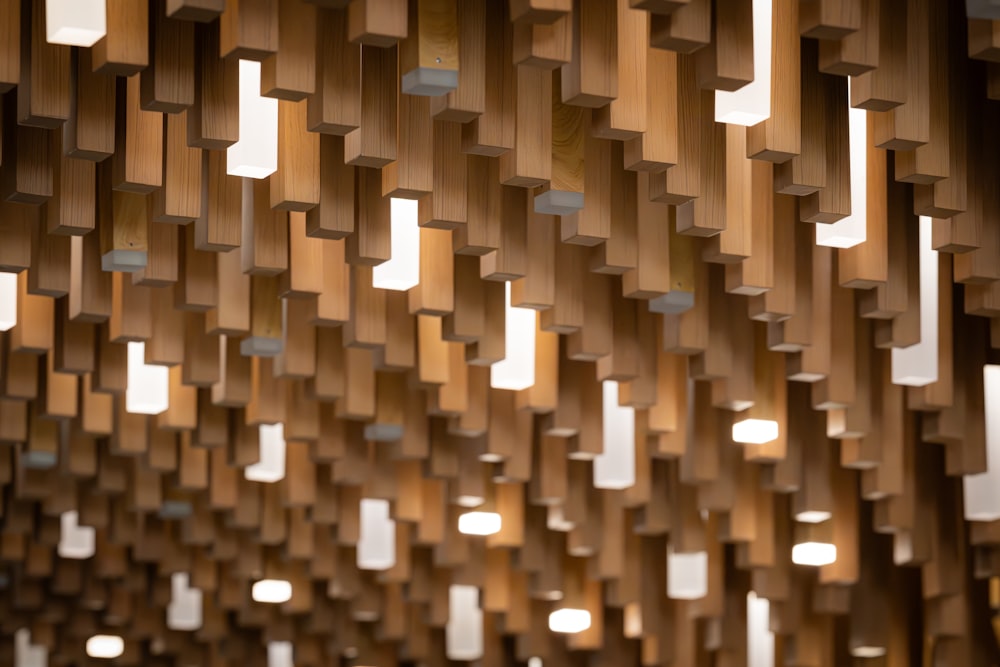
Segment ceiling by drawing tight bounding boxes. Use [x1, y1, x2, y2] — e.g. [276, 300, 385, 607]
[2, 0, 1000, 665]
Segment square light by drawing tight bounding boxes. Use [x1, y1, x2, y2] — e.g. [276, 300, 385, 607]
[548, 608, 591, 634]
[86, 636, 124, 660]
[791, 541, 837, 567]
[252, 579, 292, 604]
[732, 418, 779, 445]
[458, 511, 502, 536]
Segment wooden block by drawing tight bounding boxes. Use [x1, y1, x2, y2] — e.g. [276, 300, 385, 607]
[219, 0, 279, 60]
[152, 111, 202, 224]
[271, 100, 320, 211]
[694, 0, 753, 92]
[648, 0, 710, 53]
[461, 0, 515, 156]
[800, 0, 861, 40]
[345, 46, 398, 168]
[561, 0, 617, 108]
[261, 0, 317, 100]
[93, 0, 149, 75]
[18, 0, 71, 129]
[112, 75, 163, 195]
[167, 0, 226, 22]
[747, 0, 800, 163]
[309, 7, 362, 135]
[0, 0, 18, 92]
[141, 3, 195, 113]
[400, 0, 460, 96]
[348, 0, 408, 47]
[188, 23, 239, 149]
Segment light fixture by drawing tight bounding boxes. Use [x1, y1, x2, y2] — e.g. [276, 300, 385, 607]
[851, 646, 887, 659]
[15, 628, 47, 667]
[227, 60, 278, 179]
[251, 579, 292, 604]
[372, 198, 421, 291]
[58, 511, 95, 560]
[594, 381, 636, 490]
[528, 659, 543, 667]
[964, 365, 1000, 521]
[457, 511, 502, 536]
[0, 272, 16, 331]
[167, 572, 202, 631]
[794, 510, 833, 524]
[891, 216, 938, 386]
[548, 608, 591, 634]
[731, 418, 779, 445]
[357, 498, 396, 571]
[85, 636, 124, 660]
[667, 547, 708, 600]
[714, 0, 773, 126]
[791, 541, 837, 567]
[816, 79, 866, 248]
[446, 585, 484, 660]
[45, 0, 106, 47]
[490, 282, 536, 391]
[267, 642, 293, 667]
[125, 342, 169, 415]
[244, 423, 286, 483]
[746, 592, 775, 667]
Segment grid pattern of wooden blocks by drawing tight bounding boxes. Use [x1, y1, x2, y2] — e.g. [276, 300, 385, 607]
[2, 0, 1000, 665]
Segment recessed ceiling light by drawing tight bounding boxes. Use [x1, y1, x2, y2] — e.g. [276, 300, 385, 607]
[458, 511, 502, 536]
[252, 579, 292, 604]
[86, 635, 124, 659]
[791, 542, 837, 567]
[548, 608, 591, 634]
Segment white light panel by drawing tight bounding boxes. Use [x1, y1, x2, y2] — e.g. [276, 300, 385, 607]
[458, 511, 502, 536]
[227, 60, 278, 179]
[594, 380, 636, 490]
[125, 342, 169, 415]
[490, 282, 536, 391]
[244, 423, 286, 483]
[373, 198, 421, 291]
[45, 0, 106, 47]
[357, 498, 396, 571]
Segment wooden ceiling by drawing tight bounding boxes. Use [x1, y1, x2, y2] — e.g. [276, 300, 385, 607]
[3, 0, 1000, 664]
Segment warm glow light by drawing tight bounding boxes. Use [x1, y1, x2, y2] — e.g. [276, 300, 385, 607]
[458, 511, 502, 536]
[595, 381, 636, 489]
[794, 510, 832, 524]
[86, 636, 124, 660]
[252, 579, 292, 604]
[58, 511, 95, 560]
[15, 629, 47, 667]
[446, 585, 484, 660]
[490, 282, 536, 391]
[792, 541, 837, 567]
[817, 80, 866, 248]
[667, 547, 708, 600]
[715, 0, 772, 125]
[732, 418, 779, 445]
[372, 198, 421, 291]
[0, 272, 16, 331]
[167, 573, 202, 631]
[125, 342, 169, 415]
[45, 0, 106, 47]
[548, 608, 591, 634]
[528, 659, 542, 667]
[267, 642, 293, 667]
[244, 423, 286, 483]
[227, 60, 278, 179]
[357, 498, 396, 571]
[964, 365, 1000, 520]
[747, 592, 774, 667]
[891, 216, 938, 386]
[851, 646, 887, 659]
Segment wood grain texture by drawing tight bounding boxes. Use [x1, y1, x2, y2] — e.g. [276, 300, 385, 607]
[0, 2, 997, 665]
